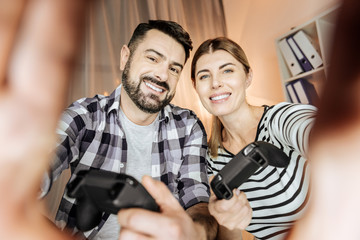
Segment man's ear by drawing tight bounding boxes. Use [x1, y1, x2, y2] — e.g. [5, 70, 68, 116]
[120, 45, 130, 71]
[245, 69, 253, 88]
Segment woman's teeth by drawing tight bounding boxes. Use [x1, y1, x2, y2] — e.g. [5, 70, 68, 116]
[211, 94, 230, 101]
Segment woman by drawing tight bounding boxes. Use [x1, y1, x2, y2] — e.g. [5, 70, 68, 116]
[191, 37, 316, 240]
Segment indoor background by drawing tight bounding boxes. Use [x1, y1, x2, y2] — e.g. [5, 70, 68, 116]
[46, 1, 340, 239]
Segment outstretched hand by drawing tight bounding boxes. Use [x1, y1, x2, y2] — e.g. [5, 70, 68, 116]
[0, 0, 85, 239]
[208, 176, 252, 231]
[117, 175, 207, 239]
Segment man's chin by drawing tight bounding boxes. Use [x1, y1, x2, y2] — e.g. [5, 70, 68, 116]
[136, 100, 163, 114]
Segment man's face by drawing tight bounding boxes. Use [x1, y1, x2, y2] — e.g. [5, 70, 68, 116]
[121, 29, 186, 114]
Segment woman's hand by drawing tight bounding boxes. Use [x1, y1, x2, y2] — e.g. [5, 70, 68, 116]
[208, 177, 252, 231]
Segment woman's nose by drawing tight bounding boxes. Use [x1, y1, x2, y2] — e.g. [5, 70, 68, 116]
[212, 76, 223, 89]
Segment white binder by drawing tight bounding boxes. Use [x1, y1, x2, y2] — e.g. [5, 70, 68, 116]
[279, 38, 303, 77]
[293, 80, 310, 104]
[286, 79, 319, 105]
[293, 30, 323, 69]
[286, 83, 299, 103]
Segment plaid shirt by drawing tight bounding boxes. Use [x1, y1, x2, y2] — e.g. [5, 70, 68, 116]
[49, 85, 210, 239]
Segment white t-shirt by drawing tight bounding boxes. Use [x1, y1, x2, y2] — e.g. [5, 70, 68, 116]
[94, 108, 158, 240]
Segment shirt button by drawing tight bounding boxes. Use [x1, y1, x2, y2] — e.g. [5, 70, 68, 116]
[119, 163, 124, 168]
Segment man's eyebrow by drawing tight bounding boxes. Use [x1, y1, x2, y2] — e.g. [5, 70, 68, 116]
[145, 49, 184, 70]
[145, 49, 165, 59]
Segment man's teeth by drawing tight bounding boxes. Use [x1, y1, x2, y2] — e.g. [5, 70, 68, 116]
[145, 82, 164, 92]
[211, 94, 230, 101]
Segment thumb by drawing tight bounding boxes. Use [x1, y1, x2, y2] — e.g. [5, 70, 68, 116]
[141, 175, 183, 212]
[209, 175, 215, 196]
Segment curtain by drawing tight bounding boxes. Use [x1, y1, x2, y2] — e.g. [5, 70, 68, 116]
[44, 0, 227, 220]
[69, 0, 227, 134]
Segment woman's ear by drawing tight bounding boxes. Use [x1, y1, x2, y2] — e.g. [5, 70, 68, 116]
[245, 69, 253, 88]
[119, 45, 130, 71]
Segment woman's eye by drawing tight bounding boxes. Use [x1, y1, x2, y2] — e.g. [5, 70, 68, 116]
[199, 74, 210, 80]
[224, 69, 233, 74]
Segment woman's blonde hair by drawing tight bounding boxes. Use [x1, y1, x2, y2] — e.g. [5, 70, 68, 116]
[191, 37, 251, 157]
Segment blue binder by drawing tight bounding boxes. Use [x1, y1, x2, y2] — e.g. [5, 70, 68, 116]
[286, 79, 318, 105]
[286, 36, 313, 72]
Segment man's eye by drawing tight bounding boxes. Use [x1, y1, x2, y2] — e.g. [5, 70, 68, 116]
[170, 67, 180, 74]
[147, 56, 157, 62]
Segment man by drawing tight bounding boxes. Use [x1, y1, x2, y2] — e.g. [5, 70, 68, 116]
[42, 20, 217, 239]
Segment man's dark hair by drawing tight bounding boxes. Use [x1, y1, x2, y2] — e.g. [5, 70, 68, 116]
[127, 20, 193, 62]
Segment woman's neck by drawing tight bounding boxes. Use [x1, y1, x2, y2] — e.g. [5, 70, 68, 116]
[220, 104, 264, 154]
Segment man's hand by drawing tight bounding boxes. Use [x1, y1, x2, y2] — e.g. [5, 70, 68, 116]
[288, 125, 360, 240]
[0, 0, 85, 239]
[117, 175, 209, 239]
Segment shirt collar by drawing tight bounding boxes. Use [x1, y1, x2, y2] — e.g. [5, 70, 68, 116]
[106, 85, 121, 116]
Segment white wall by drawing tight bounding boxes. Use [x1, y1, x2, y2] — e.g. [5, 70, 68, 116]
[222, 0, 340, 106]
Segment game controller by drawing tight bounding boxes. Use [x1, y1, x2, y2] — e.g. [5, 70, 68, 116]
[211, 141, 290, 200]
[67, 169, 159, 231]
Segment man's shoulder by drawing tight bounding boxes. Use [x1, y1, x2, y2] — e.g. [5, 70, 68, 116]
[165, 104, 200, 122]
[67, 94, 111, 115]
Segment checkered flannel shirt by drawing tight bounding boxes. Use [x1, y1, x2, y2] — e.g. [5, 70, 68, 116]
[48, 85, 210, 238]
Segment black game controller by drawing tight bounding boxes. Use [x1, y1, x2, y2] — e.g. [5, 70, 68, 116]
[67, 169, 159, 231]
[211, 141, 290, 200]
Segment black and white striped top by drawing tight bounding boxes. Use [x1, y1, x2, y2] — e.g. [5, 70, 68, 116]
[207, 102, 317, 240]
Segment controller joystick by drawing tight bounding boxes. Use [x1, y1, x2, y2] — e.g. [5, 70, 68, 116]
[67, 169, 159, 231]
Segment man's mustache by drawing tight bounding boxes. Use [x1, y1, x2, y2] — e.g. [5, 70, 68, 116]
[142, 76, 170, 91]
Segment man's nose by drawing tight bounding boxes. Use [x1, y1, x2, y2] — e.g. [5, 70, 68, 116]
[154, 63, 169, 82]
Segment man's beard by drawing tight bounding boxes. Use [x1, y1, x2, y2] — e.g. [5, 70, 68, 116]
[122, 59, 175, 114]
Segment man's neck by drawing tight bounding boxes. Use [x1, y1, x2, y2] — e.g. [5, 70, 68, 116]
[120, 88, 159, 126]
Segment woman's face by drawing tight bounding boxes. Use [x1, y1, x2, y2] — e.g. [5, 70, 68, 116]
[194, 50, 251, 117]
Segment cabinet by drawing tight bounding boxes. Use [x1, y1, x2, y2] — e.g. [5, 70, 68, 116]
[275, 6, 340, 104]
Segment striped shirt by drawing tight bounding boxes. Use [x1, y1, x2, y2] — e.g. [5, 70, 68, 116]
[48, 85, 210, 239]
[207, 102, 317, 240]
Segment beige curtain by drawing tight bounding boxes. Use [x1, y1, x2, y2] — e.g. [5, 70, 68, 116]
[45, 0, 227, 220]
[69, 0, 227, 134]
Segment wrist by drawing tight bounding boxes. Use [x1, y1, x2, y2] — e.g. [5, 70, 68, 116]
[193, 222, 207, 240]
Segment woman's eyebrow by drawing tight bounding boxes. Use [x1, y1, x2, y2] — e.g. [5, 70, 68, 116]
[196, 69, 209, 76]
[219, 63, 235, 70]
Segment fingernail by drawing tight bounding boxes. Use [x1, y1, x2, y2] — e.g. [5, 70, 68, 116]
[236, 189, 241, 196]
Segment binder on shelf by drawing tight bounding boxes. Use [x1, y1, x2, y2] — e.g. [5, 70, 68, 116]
[286, 83, 299, 103]
[278, 38, 304, 77]
[293, 30, 323, 69]
[286, 79, 318, 105]
[286, 36, 313, 72]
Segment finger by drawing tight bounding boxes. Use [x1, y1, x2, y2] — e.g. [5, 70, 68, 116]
[119, 227, 153, 240]
[8, 0, 86, 128]
[118, 207, 187, 239]
[208, 175, 215, 196]
[0, 0, 86, 206]
[209, 190, 218, 204]
[118, 208, 165, 237]
[209, 175, 215, 182]
[0, 0, 26, 87]
[142, 175, 183, 212]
